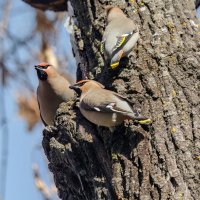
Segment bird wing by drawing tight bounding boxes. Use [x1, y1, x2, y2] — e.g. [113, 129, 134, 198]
[37, 88, 47, 126]
[81, 89, 151, 123]
[102, 17, 138, 57]
[39, 103, 48, 126]
[113, 93, 152, 122]
[111, 30, 137, 56]
[81, 89, 133, 115]
[112, 92, 139, 114]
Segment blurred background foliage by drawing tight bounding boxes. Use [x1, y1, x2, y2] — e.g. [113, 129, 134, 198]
[1, 0, 75, 130]
[0, 0, 75, 200]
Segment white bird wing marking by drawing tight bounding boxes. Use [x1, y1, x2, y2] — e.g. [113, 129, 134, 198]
[81, 95, 133, 115]
[94, 107, 101, 111]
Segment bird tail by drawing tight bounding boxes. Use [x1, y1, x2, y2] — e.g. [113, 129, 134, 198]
[110, 61, 120, 69]
[126, 114, 152, 125]
[137, 118, 152, 125]
[110, 50, 123, 69]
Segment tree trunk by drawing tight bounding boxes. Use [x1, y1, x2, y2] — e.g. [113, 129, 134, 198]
[40, 0, 200, 199]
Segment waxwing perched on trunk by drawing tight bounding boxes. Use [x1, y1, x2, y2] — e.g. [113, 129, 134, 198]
[69, 80, 151, 131]
[101, 6, 139, 69]
[35, 62, 75, 126]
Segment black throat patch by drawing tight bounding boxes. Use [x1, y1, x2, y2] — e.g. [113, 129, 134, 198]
[37, 69, 48, 81]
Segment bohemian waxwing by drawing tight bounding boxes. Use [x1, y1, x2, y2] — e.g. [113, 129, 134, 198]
[35, 62, 75, 126]
[69, 80, 151, 131]
[101, 6, 139, 69]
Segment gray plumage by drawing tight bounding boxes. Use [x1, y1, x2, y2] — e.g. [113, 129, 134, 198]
[69, 80, 151, 129]
[101, 7, 139, 69]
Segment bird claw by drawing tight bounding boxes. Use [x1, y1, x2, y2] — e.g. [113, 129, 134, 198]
[75, 101, 80, 108]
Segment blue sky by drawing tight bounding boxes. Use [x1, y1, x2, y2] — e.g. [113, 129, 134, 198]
[197, 6, 200, 18]
[2, 88, 44, 200]
[0, 1, 54, 200]
[0, 1, 75, 200]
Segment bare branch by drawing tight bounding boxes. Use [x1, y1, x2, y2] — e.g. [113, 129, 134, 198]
[23, 0, 68, 11]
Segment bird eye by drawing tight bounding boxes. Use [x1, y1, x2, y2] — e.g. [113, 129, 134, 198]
[78, 82, 86, 87]
[74, 81, 86, 87]
[42, 65, 49, 69]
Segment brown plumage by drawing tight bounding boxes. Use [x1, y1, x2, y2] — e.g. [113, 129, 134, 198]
[35, 62, 74, 125]
[69, 80, 151, 130]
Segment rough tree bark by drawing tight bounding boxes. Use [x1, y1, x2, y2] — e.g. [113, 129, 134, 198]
[26, 0, 200, 199]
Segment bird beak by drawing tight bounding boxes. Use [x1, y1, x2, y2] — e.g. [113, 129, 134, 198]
[69, 85, 75, 89]
[69, 85, 81, 96]
[35, 65, 43, 71]
[69, 85, 79, 90]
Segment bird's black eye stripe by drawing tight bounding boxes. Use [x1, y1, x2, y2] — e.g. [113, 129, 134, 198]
[35, 65, 50, 69]
[79, 82, 86, 87]
[42, 65, 49, 69]
[74, 82, 86, 87]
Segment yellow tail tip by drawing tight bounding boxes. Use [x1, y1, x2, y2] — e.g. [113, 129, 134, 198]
[110, 62, 119, 69]
[138, 119, 152, 125]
